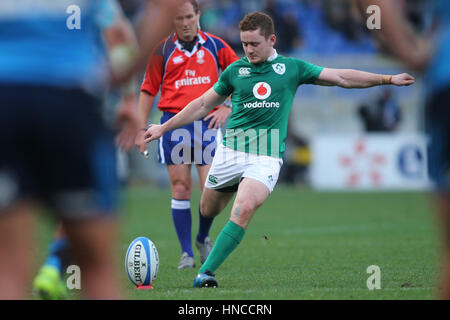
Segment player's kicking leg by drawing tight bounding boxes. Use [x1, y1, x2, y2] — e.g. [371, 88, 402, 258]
[195, 181, 235, 266]
[193, 178, 270, 288]
[195, 164, 224, 264]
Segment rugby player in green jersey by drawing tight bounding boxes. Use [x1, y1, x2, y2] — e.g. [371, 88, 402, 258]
[144, 11, 415, 288]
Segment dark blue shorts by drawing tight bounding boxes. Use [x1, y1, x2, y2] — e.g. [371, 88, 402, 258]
[0, 85, 118, 217]
[426, 88, 450, 191]
[157, 112, 218, 165]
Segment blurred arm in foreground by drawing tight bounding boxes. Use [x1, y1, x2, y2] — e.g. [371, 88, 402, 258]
[358, 0, 430, 72]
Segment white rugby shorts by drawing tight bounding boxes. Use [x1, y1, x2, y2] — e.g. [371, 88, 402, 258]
[204, 143, 283, 193]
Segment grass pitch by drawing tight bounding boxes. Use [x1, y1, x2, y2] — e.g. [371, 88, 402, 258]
[37, 185, 440, 300]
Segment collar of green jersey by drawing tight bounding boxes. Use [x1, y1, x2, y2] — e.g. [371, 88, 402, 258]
[267, 49, 278, 62]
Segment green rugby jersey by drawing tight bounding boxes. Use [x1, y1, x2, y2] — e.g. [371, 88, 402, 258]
[213, 51, 323, 158]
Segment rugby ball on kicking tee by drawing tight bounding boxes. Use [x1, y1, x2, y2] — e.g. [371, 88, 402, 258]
[125, 237, 159, 286]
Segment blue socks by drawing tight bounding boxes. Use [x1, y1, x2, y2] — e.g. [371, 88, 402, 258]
[171, 199, 193, 257]
[171, 199, 215, 256]
[197, 206, 214, 244]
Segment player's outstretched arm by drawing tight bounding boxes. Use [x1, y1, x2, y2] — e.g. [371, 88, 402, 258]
[144, 88, 227, 143]
[315, 68, 415, 88]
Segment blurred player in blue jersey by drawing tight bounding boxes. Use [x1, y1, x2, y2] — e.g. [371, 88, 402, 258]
[420, 0, 450, 300]
[360, 0, 450, 299]
[0, 0, 179, 299]
[31, 0, 140, 300]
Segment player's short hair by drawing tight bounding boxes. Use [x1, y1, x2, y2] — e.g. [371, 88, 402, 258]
[184, 0, 199, 13]
[239, 12, 275, 39]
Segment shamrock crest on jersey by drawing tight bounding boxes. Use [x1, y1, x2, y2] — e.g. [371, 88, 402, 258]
[272, 63, 286, 75]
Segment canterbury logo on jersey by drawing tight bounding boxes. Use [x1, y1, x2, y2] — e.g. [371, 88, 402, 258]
[239, 68, 251, 76]
[173, 56, 184, 64]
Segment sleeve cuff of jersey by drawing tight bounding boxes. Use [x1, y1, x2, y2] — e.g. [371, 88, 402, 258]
[141, 87, 157, 96]
[213, 83, 229, 97]
[314, 66, 325, 81]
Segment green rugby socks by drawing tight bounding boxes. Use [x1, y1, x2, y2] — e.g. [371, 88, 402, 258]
[199, 220, 246, 274]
